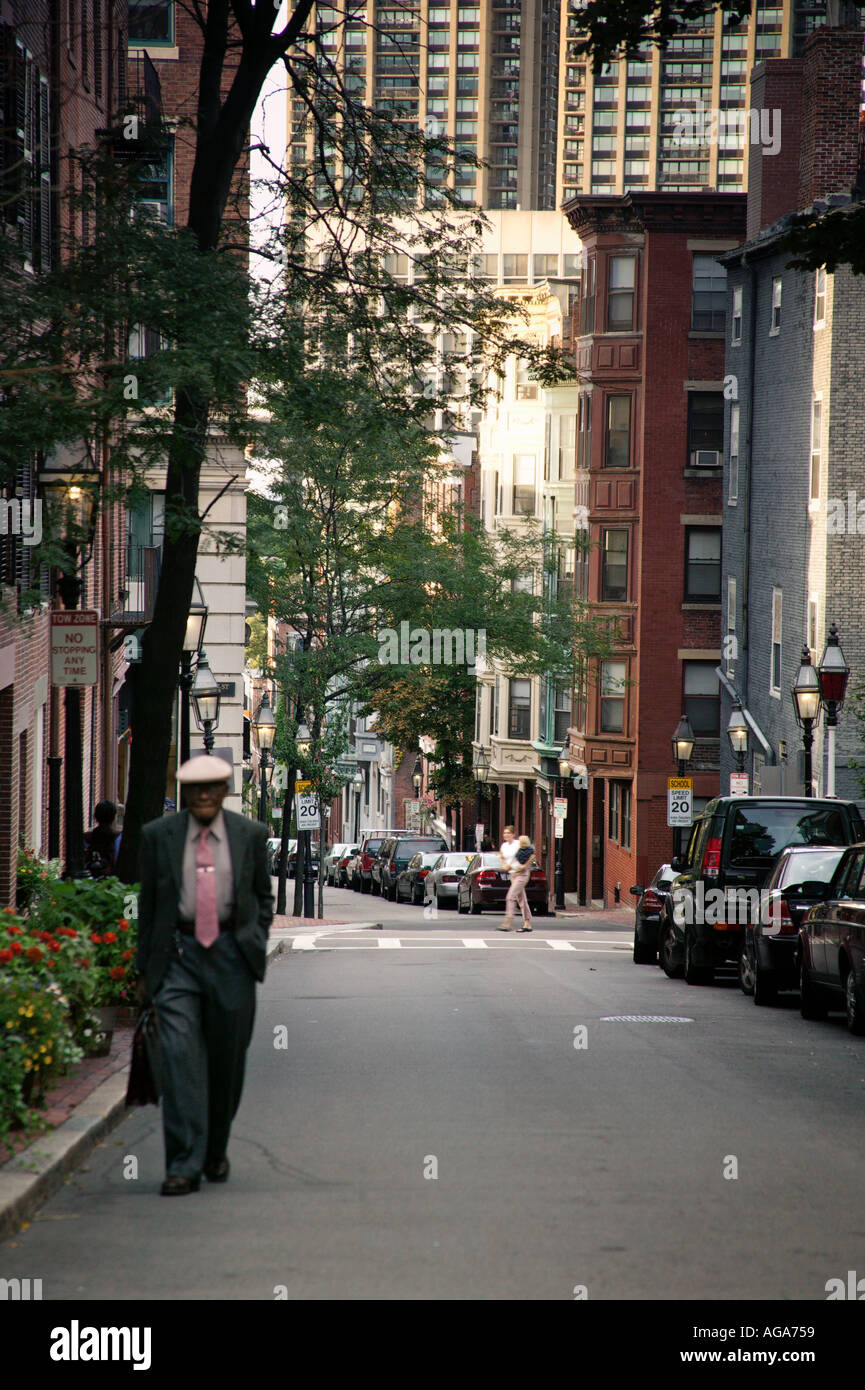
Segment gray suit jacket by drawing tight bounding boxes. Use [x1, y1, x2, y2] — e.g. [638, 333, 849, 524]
[137, 808, 274, 999]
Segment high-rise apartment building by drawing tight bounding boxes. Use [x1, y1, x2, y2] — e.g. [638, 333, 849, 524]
[293, 1, 863, 212]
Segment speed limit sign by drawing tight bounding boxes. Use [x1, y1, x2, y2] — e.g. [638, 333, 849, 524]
[295, 780, 321, 830]
[667, 777, 692, 828]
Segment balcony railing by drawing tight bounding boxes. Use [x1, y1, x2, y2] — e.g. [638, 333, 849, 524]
[120, 544, 161, 625]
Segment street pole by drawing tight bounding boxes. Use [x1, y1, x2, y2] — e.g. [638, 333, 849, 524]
[179, 650, 193, 765]
[554, 784, 565, 910]
[303, 825, 316, 918]
[58, 568, 85, 879]
[802, 719, 814, 797]
[258, 750, 269, 824]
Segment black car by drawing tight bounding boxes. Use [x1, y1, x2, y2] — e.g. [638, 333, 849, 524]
[395, 852, 443, 905]
[456, 852, 550, 915]
[630, 862, 675, 964]
[658, 796, 865, 986]
[375, 836, 449, 901]
[799, 843, 865, 1033]
[739, 844, 846, 1005]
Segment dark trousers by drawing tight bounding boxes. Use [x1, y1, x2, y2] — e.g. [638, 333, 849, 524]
[154, 931, 256, 1179]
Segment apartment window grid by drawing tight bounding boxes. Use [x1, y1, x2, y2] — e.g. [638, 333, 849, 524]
[770, 277, 782, 334]
[770, 588, 782, 695]
[684, 662, 720, 737]
[604, 395, 631, 469]
[600, 661, 627, 734]
[129, 0, 174, 44]
[512, 455, 536, 516]
[731, 285, 743, 345]
[508, 678, 532, 739]
[601, 528, 629, 602]
[608, 782, 632, 849]
[814, 266, 827, 327]
[691, 255, 727, 331]
[607, 255, 636, 330]
[726, 576, 737, 677]
[687, 392, 724, 467]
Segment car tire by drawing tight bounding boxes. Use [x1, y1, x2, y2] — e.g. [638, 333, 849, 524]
[471, 901, 482, 915]
[457, 894, 468, 915]
[845, 964, 865, 1036]
[660, 924, 684, 979]
[684, 932, 713, 986]
[361, 877, 371, 895]
[738, 949, 756, 997]
[412, 886, 422, 906]
[753, 962, 778, 1007]
[799, 957, 828, 1021]
[633, 928, 657, 965]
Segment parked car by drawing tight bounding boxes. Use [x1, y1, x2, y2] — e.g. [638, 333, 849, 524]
[396, 852, 443, 906]
[336, 845, 359, 887]
[266, 837, 282, 875]
[799, 842, 865, 1033]
[356, 834, 413, 893]
[375, 836, 448, 901]
[456, 852, 550, 915]
[630, 862, 676, 963]
[346, 849, 364, 890]
[323, 843, 351, 886]
[288, 844, 320, 879]
[739, 844, 847, 1004]
[424, 852, 474, 905]
[658, 796, 865, 986]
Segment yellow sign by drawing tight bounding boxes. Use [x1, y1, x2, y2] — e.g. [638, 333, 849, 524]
[295, 779, 312, 793]
[667, 777, 692, 791]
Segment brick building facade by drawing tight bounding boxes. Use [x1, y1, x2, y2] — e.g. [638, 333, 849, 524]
[563, 191, 746, 904]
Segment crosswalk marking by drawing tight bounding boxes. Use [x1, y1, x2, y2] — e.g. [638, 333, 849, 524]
[547, 940, 576, 951]
[462, 939, 488, 948]
[377, 937, 401, 948]
[284, 937, 630, 952]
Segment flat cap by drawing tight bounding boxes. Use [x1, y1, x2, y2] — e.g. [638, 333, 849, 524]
[177, 754, 232, 785]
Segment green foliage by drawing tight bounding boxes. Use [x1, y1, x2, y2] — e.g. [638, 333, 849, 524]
[0, 976, 81, 1144]
[569, 1, 753, 71]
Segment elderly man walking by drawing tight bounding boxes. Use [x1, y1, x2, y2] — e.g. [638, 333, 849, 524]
[137, 755, 274, 1196]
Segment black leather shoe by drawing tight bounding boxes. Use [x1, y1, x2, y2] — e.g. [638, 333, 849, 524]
[161, 1175, 200, 1196]
[204, 1158, 230, 1183]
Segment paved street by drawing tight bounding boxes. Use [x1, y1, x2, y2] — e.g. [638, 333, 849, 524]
[3, 889, 864, 1301]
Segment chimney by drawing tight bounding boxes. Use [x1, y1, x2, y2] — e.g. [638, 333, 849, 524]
[746, 59, 804, 239]
[797, 26, 864, 209]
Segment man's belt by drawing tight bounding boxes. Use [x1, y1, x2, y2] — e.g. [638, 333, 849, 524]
[177, 918, 236, 935]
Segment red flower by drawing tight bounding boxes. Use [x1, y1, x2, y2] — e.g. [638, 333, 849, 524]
[49, 940, 61, 952]
[3, 907, 16, 915]
[25, 946, 43, 963]
[90, 933, 103, 944]
[7, 925, 22, 936]
[121, 949, 134, 962]
[103, 932, 117, 944]
[118, 919, 130, 930]
[47, 959, 55, 969]
[109, 966, 126, 980]
[0, 949, 12, 963]
[79, 958, 91, 968]
[10, 942, 22, 956]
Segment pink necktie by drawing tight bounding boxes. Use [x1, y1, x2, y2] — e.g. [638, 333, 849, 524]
[195, 828, 220, 948]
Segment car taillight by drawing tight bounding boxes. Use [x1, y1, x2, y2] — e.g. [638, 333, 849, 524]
[775, 897, 797, 935]
[642, 889, 663, 912]
[479, 870, 498, 883]
[701, 837, 722, 879]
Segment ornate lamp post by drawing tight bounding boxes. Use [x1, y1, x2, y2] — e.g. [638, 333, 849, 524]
[191, 650, 221, 754]
[554, 743, 571, 910]
[254, 691, 276, 823]
[818, 623, 850, 797]
[296, 719, 316, 917]
[726, 701, 749, 776]
[39, 446, 100, 877]
[791, 645, 822, 797]
[472, 746, 489, 844]
[179, 578, 208, 766]
[353, 767, 365, 843]
[671, 714, 695, 859]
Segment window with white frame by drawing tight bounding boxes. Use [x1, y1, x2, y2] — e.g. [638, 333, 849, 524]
[726, 576, 736, 677]
[810, 397, 822, 505]
[770, 277, 781, 335]
[808, 596, 818, 656]
[814, 266, 826, 327]
[770, 588, 782, 695]
[728, 403, 739, 504]
[508, 678, 531, 738]
[600, 660, 626, 733]
[512, 455, 536, 515]
[731, 284, 742, 345]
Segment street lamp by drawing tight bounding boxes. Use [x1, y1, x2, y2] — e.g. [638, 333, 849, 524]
[179, 578, 208, 766]
[791, 644, 822, 797]
[472, 747, 489, 844]
[819, 622, 851, 797]
[294, 717, 316, 917]
[726, 701, 749, 775]
[191, 650, 221, 754]
[254, 690, 276, 824]
[353, 767, 365, 843]
[671, 715, 695, 859]
[554, 742, 571, 910]
[39, 444, 100, 877]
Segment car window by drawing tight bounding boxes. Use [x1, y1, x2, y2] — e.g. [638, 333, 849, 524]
[837, 850, 865, 900]
[729, 805, 853, 866]
[687, 817, 711, 870]
[779, 848, 845, 888]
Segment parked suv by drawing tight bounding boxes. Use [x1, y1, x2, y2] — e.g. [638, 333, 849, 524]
[375, 836, 449, 900]
[799, 842, 865, 1033]
[658, 796, 865, 986]
[356, 832, 415, 894]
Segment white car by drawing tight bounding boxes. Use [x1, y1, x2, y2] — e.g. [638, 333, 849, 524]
[424, 852, 474, 905]
[323, 843, 351, 885]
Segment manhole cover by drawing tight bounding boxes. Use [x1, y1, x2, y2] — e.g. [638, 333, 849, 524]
[600, 1015, 694, 1023]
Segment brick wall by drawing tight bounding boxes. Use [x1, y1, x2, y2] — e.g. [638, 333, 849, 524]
[798, 28, 864, 207]
[747, 60, 804, 240]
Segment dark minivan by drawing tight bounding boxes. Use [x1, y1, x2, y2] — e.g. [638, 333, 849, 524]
[659, 796, 865, 986]
[374, 836, 449, 900]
